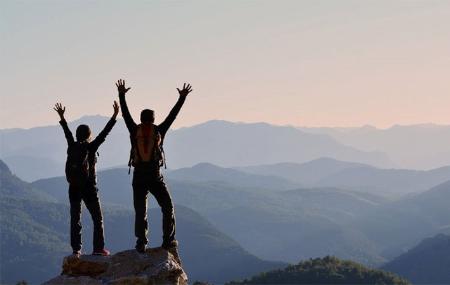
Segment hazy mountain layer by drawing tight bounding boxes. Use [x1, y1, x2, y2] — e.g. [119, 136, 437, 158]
[383, 234, 450, 284]
[31, 164, 389, 265]
[353, 180, 450, 260]
[238, 157, 450, 197]
[26, 161, 450, 275]
[300, 124, 450, 170]
[1, 117, 392, 181]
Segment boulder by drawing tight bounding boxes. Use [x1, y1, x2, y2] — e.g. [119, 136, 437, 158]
[43, 247, 187, 285]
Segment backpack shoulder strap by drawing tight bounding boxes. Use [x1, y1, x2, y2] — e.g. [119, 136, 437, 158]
[154, 129, 167, 169]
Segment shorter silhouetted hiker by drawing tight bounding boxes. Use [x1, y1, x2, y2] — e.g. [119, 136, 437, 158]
[116, 79, 192, 261]
[54, 101, 119, 256]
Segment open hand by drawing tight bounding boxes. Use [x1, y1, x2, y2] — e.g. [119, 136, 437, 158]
[116, 79, 131, 94]
[177, 83, 193, 97]
[53, 103, 66, 119]
[113, 101, 119, 117]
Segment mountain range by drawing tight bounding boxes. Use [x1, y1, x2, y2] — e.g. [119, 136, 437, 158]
[238, 157, 450, 197]
[0, 160, 285, 284]
[1, 117, 392, 181]
[6, 118, 450, 182]
[383, 233, 450, 284]
[31, 165, 389, 265]
[31, 161, 450, 269]
[5, 156, 450, 283]
[352, 180, 450, 260]
[300, 124, 450, 170]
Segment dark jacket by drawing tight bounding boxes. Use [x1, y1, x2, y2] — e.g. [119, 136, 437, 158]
[59, 117, 116, 185]
[119, 94, 186, 144]
[118, 93, 186, 168]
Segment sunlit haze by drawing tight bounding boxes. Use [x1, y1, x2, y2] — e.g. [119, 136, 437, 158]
[2, 0, 450, 129]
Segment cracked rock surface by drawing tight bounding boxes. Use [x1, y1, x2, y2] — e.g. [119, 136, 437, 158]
[43, 247, 188, 285]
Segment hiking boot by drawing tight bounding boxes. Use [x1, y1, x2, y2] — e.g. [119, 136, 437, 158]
[92, 248, 110, 256]
[162, 240, 181, 265]
[135, 243, 146, 254]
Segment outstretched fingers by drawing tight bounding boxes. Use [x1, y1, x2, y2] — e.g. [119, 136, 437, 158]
[177, 83, 193, 96]
[116, 79, 131, 94]
[185, 83, 193, 93]
[53, 103, 66, 117]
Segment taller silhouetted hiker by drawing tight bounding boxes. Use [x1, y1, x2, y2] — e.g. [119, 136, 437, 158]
[54, 101, 119, 256]
[116, 79, 193, 257]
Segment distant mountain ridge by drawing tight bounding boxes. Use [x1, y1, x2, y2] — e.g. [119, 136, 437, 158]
[168, 162, 301, 190]
[237, 158, 372, 185]
[300, 123, 450, 170]
[383, 234, 450, 284]
[166, 120, 392, 168]
[238, 157, 450, 197]
[1, 117, 392, 181]
[352, 179, 450, 260]
[0, 159, 55, 202]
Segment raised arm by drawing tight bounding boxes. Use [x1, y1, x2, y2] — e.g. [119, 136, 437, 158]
[158, 83, 193, 136]
[54, 103, 74, 145]
[116, 79, 136, 132]
[90, 101, 119, 150]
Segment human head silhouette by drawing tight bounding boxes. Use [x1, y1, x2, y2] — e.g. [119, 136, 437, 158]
[76, 124, 92, 142]
[140, 109, 155, 124]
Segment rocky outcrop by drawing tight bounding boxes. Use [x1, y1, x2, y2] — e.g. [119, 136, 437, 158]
[43, 247, 187, 285]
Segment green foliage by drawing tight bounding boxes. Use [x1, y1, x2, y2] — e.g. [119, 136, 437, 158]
[0, 196, 70, 284]
[227, 256, 410, 285]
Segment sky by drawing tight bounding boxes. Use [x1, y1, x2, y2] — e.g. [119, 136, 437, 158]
[2, 0, 450, 129]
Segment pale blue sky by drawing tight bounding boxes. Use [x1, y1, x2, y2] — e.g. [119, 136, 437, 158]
[2, 0, 450, 129]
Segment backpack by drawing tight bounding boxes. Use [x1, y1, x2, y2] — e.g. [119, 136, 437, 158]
[128, 124, 165, 173]
[65, 142, 90, 184]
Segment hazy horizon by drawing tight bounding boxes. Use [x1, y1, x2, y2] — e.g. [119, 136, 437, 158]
[2, 0, 450, 129]
[3, 113, 450, 131]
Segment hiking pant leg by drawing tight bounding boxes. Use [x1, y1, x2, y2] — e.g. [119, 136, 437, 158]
[133, 172, 150, 246]
[69, 185, 83, 252]
[83, 186, 105, 251]
[149, 175, 176, 247]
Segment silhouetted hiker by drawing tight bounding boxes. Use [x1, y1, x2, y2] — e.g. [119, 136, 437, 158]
[116, 79, 193, 257]
[54, 101, 119, 256]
